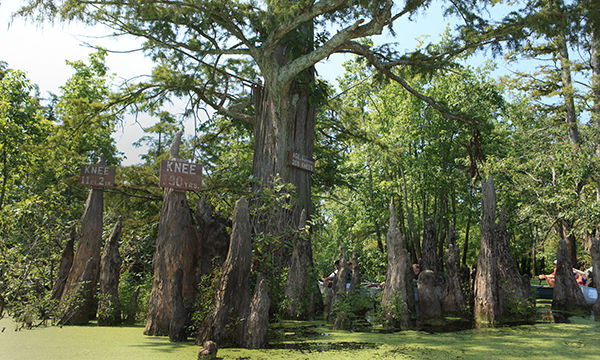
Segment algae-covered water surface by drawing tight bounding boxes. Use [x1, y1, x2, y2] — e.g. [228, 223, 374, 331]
[1, 316, 599, 360]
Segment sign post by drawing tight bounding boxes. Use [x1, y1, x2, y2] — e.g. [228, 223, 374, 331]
[79, 164, 116, 188]
[159, 159, 202, 191]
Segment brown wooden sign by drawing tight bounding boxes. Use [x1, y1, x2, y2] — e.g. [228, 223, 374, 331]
[289, 152, 315, 172]
[79, 164, 116, 188]
[159, 159, 202, 191]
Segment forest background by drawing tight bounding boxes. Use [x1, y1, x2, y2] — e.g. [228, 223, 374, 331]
[0, 0, 599, 331]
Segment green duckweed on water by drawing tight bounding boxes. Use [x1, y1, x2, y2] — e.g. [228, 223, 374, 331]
[1, 316, 599, 360]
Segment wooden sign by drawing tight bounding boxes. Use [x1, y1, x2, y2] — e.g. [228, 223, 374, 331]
[80, 164, 116, 188]
[289, 152, 315, 173]
[159, 159, 202, 191]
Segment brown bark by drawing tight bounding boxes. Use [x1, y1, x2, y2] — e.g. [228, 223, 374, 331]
[169, 268, 186, 342]
[194, 199, 230, 277]
[381, 200, 414, 329]
[197, 197, 252, 346]
[285, 209, 323, 319]
[422, 219, 442, 274]
[552, 239, 588, 321]
[495, 208, 534, 323]
[418, 269, 442, 320]
[443, 227, 466, 314]
[242, 272, 271, 349]
[98, 218, 123, 326]
[590, 239, 600, 319]
[59, 162, 105, 324]
[348, 251, 361, 296]
[145, 131, 202, 336]
[474, 176, 499, 327]
[51, 225, 75, 301]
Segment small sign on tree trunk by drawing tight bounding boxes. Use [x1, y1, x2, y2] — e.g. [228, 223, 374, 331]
[159, 159, 202, 191]
[289, 152, 315, 172]
[79, 164, 116, 187]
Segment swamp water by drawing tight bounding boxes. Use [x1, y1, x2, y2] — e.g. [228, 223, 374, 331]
[1, 302, 600, 360]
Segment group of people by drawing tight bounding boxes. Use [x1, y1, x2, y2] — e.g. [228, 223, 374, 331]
[538, 260, 592, 287]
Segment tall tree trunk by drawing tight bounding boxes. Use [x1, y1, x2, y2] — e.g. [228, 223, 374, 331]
[381, 200, 414, 329]
[194, 199, 230, 277]
[97, 218, 122, 326]
[59, 159, 105, 324]
[474, 176, 500, 327]
[401, 166, 420, 259]
[145, 131, 202, 337]
[443, 227, 466, 314]
[558, 36, 580, 147]
[252, 28, 320, 317]
[590, 5, 600, 233]
[0, 148, 7, 211]
[462, 183, 473, 268]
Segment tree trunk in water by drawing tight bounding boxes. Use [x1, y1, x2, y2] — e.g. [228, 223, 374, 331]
[59, 169, 105, 324]
[285, 209, 323, 319]
[495, 208, 534, 323]
[590, 238, 600, 319]
[552, 239, 588, 321]
[243, 272, 271, 348]
[194, 198, 230, 277]
[98, 218, 122, 326]
[145, 131, 202, 337]
[51, 225, 75, 301]
[381, 200, 414, 329]
[198, 197, 252, 347]
[443, 227, 466, 315]
[418, 270, 442, 320]
[474, 176, 500, 328]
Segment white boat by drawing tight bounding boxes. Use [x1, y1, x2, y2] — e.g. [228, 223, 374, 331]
[579, 285, 598, 305]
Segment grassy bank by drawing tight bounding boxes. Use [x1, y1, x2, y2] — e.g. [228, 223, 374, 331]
[1, 316, 599, 359]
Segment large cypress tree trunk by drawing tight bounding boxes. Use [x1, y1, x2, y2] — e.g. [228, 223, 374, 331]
[98, 218, 122, 326]
[252, 21, 320, 319]
[285, 209, 323, 319]
[381, 200, 414, 329]
[51, 225, 75, 301]
[552, 239, 588, 322]
[474, 176, 500, 327]
[243, 272, 271, 348]
[145, 131, 202, 336]
[59, 159, 105, 324]
[197, 197, 252, 346]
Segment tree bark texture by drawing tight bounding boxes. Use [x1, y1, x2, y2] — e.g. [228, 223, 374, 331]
[285, 209, 323, 319]
[145, 131, 202, 336]
[495, 208, 534, 323]
[59, 185, 104, 325]
[381, 200, 414, 329]
[51, 225, 75, 301]
[552, 239, 588, 321]
[349, 251, 361, 296]
[242, 272, 271, 349]
[169, 268, 187, 342]
[422, 219, 442, 274]
[474, 176, 500, 327]
[590, 238, 600, 319]
[98, 218, 122, 326]
[418, 269, 442, 320]
[443, 227, 466, 314]
[194, 199, 230, 277]
[197, 197, 252, 346]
